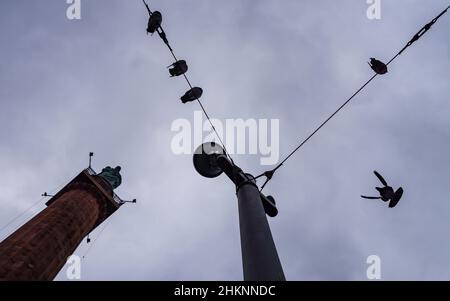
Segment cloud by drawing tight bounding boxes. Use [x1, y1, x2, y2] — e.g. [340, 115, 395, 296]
[0, 0, 449, 280]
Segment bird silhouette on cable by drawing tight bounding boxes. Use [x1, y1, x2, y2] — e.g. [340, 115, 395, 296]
[168, 60, 188, 77]
[181, 87, 203, 103]
[143, 1, 173, 51]
[361, 171, 403, 208]
[368, 58, 388, 75]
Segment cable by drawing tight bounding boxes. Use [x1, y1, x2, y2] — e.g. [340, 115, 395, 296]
[142, 0, 235, 164]
[257, 5, 450, 191]
[142, 2, 448, 189]
[169, 48, 233, 164]
[0, 176, 70, 236]
[0, 197, 46, 235]
[257, 73, 378, 190]
[82, 218, 113, 260]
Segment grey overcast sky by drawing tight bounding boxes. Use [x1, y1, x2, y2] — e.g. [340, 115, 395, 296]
[0, 0, 450, 280]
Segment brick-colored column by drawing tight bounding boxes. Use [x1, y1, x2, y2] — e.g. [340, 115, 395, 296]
[0, 182, 107, 281]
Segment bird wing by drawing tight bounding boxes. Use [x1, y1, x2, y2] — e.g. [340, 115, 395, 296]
[361, 195, 381, 200]
[374, 170, 388, 186]
[389, 187, 404, 208]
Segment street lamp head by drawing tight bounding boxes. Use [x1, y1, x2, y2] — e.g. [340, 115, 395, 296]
[193, 142, 225, 178]
[261, 194, 278, 217]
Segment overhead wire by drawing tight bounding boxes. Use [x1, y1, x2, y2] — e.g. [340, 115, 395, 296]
[82, 217, 113, 260]
[0, 175, 71, 237]
[256, 5, 450, 191]
[143, 0, 234, 164]
[142, 1, 449, 189]
[0, 197, 46, 236]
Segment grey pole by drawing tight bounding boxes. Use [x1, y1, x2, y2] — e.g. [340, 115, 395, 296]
[236, 174, 285, 281]
[193, 143, 285, 281]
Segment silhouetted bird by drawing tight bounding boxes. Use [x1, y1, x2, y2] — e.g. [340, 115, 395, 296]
[147, 11, 162, 34]
[168, 60, 188, 77]
[369, 58, 388, 75]
[181, 87, 203, 103]
[361, 171, 403, 208]
[142, 1, 174, 51]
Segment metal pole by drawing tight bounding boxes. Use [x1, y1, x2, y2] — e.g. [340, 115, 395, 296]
[236, 174, 285, 281]
[196, 149, 285, 281]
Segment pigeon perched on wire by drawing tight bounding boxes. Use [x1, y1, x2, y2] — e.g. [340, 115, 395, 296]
[368, 58, 388, 75]
[168, 60, 188, 77]
[181, 87, 203, 104]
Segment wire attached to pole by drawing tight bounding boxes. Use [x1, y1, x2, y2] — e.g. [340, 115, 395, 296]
[0, 197, 46, 235]
[142, 0, 235, 165]
[0, 175, 72, 237]
[257, 5, 450, 191]
[82, 218, 113, 260]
